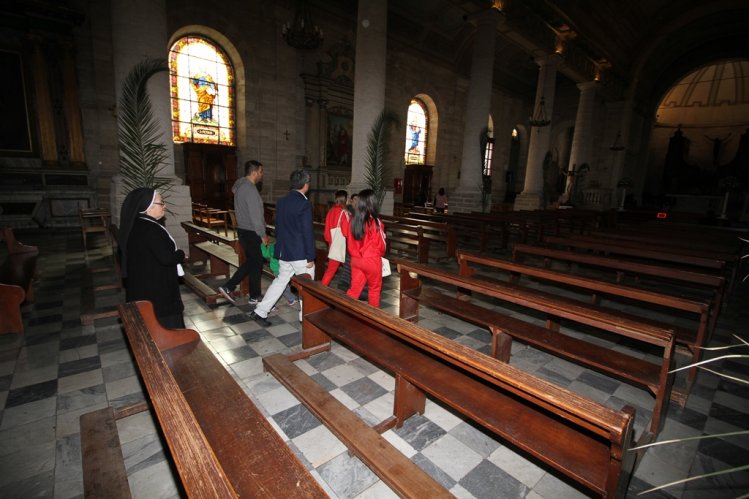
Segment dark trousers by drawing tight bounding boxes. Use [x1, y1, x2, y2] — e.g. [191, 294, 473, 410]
[225, 229, 264, 299]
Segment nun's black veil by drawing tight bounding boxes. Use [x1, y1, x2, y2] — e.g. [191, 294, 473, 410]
[119, 187, 155, 278]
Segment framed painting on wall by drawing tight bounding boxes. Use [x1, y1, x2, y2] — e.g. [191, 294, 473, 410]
[326, 112, 353, 168]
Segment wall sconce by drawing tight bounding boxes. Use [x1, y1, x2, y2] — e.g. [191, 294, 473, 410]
[529, 97, 551, 128]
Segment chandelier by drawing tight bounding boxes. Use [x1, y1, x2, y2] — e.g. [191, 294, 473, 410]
[282, 0, 323, 50]
[528, 96, 551, 128]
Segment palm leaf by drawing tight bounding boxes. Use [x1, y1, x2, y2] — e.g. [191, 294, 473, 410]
[364, 110, 399, 209]
[118, 58, 173, 195]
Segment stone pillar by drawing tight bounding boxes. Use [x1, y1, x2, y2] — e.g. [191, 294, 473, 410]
[609, 100, 632, 208]
[61, 43, 86, 166]
[109, 0, 190, 251]
[514, 54, 561, 211]
[450, 10, 502, 214]
[563, 81, 597, 198]
[30, 38, 57, 164]
[349, 0, 388, 208]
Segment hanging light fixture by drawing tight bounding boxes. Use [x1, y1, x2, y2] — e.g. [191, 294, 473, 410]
[282, 0, 324, 50]
[609, 131, 625, 151]
[529, 96, 551, 128]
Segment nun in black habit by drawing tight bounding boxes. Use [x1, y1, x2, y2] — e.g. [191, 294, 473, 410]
[119, 188, 186, 329]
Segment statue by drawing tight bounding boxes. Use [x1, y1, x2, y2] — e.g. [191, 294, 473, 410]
[704, 133, 732, 166]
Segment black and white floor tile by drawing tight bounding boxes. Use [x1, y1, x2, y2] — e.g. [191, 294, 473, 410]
[0, 229, 747, 498]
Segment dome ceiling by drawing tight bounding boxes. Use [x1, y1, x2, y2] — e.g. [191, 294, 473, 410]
[657, 60, 749, 126]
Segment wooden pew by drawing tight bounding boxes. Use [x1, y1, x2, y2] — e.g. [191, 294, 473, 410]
[383, 221, 430, 263]
[381, 215, 456, 260]
[192, 203, 228, 236]
[0, 228, 38, 334]
[395, 260, 675, 442]
[81, 300, 326, 497]
[459, 249, 711, 387]
[512, 243, 726, 339]
[543, 234, 728, 274]
[408, 211, 496, 252]
[284, 277, 637, 498]
[181, 221, 246, 301]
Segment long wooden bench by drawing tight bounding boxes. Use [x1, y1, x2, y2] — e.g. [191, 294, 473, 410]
[383, 221, 430, 263]
[0, 228, 39, 334]
[181, 221, 246, 301]
[408, 211, 495, 252]
[512, 243, 726, 338]
[381, 215, 455, 260]
[80, 300, 327, 497]
[284, 277, 637, 497]
[543, 234, 728, 274]
[264, 354, 450, 498]
[459, 250, 711, 387]
[395, 259, 675, 442]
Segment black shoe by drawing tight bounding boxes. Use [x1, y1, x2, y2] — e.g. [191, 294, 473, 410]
[248, 311, 272, 327]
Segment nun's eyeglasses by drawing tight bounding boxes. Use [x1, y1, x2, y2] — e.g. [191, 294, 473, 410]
[153, 202, 165, 206]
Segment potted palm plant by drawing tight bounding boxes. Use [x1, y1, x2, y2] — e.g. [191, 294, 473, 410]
[363, 110, 399, 210]
[117, 58, 173, 195]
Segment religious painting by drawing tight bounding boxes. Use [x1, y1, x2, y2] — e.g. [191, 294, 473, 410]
[327, 112, 353, 167]
[0, 50, 33, 153]
[169, 36, 235, 146]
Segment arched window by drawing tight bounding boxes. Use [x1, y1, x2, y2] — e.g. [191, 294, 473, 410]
[404, 98, 428, 164]
[169, 36, 235, 146]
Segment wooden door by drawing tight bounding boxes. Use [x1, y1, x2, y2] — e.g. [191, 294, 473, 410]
[184, 143, 237, 209]
[403, 164, 433, 206]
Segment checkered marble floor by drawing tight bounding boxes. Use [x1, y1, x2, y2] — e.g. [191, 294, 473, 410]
[0, 229, 747, 498]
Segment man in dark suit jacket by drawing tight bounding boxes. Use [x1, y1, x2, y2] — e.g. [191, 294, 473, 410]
[250, 169, 315, 325]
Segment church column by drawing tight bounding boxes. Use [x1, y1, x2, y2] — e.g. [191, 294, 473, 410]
[109, 0, 190, 251]
[61, 43, 86, 166]
[514, 54, 561, 210]
[563, 81, 597, 200]
[450, 10, 502, 214]
[30, 37, 58, 165]
[349, 0, 388, 193]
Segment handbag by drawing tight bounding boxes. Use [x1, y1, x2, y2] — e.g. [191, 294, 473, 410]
[378, 220, 391, 277]
[381, 257, 391, 277]
[327, 211, 347, 262]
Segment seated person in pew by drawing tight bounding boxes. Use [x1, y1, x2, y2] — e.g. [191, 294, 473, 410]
[119, 188, 186, 328]
[342, 189, 386, 307]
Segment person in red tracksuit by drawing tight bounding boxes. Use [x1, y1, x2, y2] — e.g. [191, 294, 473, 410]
[322, 189, 349, 286]
[341, 189, 386, 307]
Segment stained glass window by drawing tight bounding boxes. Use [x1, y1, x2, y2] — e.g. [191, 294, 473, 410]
[404, 98, 428, 164]
[169, 36, 235, 146]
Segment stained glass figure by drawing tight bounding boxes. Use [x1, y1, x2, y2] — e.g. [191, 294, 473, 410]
[404, 99, 427, 164]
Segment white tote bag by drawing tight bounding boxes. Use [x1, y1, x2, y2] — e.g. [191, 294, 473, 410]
[378, 220, 391, 277]
[327, 211, 347, 262]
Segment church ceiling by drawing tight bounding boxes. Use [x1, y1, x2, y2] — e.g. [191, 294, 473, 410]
[317, 0, 749, 104]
